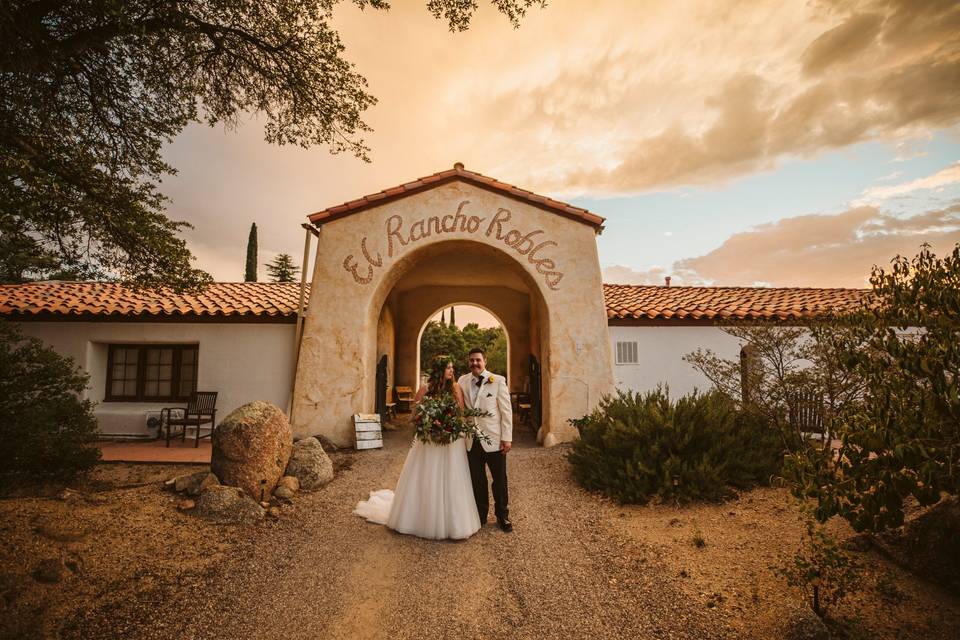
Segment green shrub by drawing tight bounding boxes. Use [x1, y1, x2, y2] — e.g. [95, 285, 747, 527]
[0, 320, 100, 480]
[567, 387, 783, 504]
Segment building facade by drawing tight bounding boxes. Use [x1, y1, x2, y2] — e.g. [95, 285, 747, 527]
[0, 166, 867, 443]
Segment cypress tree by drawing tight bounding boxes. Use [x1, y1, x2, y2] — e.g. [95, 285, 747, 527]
[449, 306, 456, 327]
[244, 223, 258, 282]
[440, 309, 446, 326]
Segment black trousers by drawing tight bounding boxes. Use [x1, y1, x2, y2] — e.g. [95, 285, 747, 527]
[467, 442, 508, 521]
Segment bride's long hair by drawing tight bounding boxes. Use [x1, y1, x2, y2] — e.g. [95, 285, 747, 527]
[427, 354, 456, 397]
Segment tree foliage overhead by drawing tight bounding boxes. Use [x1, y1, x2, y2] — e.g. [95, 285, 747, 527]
[0, 0, 544, 290]
[786, 243, 960, 532]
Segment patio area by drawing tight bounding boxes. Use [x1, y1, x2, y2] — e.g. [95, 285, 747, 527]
[97, 438, 211, 464]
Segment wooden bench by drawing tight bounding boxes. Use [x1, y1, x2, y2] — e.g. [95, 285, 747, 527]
[395, 386, 415, 413]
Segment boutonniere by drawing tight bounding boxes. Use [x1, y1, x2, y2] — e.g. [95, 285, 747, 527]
[484, 375, 496, 386]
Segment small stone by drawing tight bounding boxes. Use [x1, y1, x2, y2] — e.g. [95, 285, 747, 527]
[268, 506, 281, 518]
[194, 486, 265, 524]
[284, 437, 334, 490]
[173, 471, 209, 494]
[57, 488, 82, 502]
[33, 559, 67, 584]
[260, 501, 270, 509]
[277, 475, 300, 493]
[273, 486, 295, 500]
[192, 473, 220, 496]
[177, 499, 196, 511]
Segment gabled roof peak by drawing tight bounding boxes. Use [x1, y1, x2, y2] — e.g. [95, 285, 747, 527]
[307, 163, 605, 229]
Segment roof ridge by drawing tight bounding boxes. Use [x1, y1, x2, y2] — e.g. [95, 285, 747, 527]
[602, 282, 870, 292]
[306, 163, 604, 228]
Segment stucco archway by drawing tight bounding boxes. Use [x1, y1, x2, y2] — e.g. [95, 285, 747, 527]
[291, 166, 614, 448]
[373, 240, 546, 429]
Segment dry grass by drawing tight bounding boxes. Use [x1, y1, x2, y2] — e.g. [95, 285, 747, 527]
[610, 486, 960, 639]
[0, 436, 957, 640]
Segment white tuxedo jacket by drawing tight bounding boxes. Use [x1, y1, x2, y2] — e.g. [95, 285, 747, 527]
[458, 371, 512, 453]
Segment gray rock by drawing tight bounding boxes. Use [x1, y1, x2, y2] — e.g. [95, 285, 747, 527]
[33, 558, 68, 584]
[783, 604, 831, 640]
[212, 401, 292, 501]
[284, 437, 334, 491]
[277, 475, 300, 493]
[172, 470, 219, 495]
[273, 485, 295, 500]
[194, 486, 265, 524]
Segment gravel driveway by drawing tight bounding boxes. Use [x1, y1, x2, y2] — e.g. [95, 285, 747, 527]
[65, 424, 734, 640]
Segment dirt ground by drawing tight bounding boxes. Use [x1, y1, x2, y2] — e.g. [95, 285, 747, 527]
[1, 421, 958, 640]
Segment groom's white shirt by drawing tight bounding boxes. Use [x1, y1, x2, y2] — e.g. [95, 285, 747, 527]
[458, 370, 512, 453]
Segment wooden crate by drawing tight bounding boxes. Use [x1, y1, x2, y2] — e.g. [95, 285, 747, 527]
[353, 413, 383, 450]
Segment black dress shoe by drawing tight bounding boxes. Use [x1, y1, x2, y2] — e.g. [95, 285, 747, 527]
[497, 517, 513, 533]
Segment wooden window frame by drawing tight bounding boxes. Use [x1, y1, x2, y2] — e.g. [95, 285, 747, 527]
[105, 344, 199, 402]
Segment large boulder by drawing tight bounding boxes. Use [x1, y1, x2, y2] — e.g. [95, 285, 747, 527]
[194, 486, 265, 524]
[211, 401, 292, 501]
[284, 437, 334, 491]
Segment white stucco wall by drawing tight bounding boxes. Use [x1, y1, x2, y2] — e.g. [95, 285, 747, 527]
[14, 321, 296, 437]
[607, 325, 747, 399]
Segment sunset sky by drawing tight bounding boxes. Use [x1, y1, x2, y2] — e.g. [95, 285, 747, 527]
[163, 0, 959, 311]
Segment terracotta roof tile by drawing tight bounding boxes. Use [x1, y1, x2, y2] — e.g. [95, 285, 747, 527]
[0, 282, 307, 319]
[306, 163, 605, 229]
[1, 281, 868, 323]
[603, 283, 868, 322]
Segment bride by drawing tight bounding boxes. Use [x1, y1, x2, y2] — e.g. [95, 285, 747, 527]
[353, 355, 482, 540]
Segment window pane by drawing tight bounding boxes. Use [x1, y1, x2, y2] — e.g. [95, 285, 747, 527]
[123, 380, 137, 396]
[111, 380, 124, 396]
[146, 349, 160, 364]
[159, 364, 172, 381]
[124, 348, 138, 364]
[180, 379, 194, 396]
[159, 349, 173, 365]
[112, 364, 124, 380]
[144, 380, 158, 396]
[125, 364, 137, 379]
[181, 349, 195, 364]
[158, 381, 171, 396]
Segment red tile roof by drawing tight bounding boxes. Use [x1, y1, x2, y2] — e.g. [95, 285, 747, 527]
[603, 283, 868, 322]
[0, 282, 307, 320]
[0, 281, 868, 323]
[307, 163, 606, 228]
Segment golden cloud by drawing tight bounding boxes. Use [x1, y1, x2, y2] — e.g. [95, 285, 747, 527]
[673, 202, 960, 287]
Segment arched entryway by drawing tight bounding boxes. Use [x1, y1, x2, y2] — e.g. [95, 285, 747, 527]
[372, 239, 550, 438]
[415, 303, 510, 386]
[291, 165, 614, 448]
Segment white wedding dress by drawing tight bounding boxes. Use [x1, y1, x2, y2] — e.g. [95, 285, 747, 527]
[354, 423, 481, 540]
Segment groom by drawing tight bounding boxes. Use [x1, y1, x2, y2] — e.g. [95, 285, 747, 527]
[459, 347, 513, 532]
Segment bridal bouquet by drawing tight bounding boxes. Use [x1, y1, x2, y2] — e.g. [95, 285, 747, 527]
[414, 393, 492, 445]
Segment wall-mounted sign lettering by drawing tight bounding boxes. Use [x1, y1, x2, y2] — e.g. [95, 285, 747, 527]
[342, 200, 565, 290]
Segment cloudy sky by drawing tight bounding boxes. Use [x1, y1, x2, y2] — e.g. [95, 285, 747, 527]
[164, 0, 959, 302]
